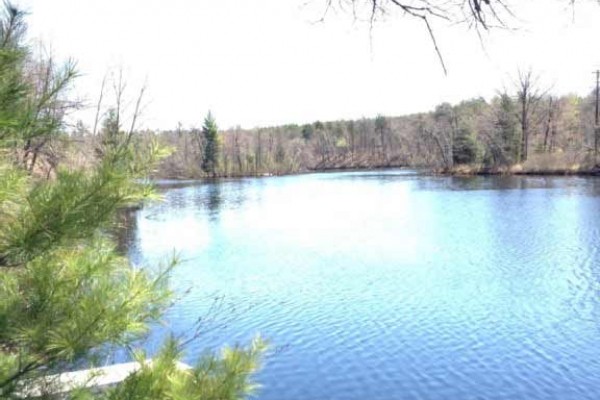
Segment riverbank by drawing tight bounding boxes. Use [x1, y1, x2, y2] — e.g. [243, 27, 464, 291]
[439, 163, 600, 177]
[152, 150, 600, 180]
[154, 163, 600, 182]
[154, 162, 410, 180]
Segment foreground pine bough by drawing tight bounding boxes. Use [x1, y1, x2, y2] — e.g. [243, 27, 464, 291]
[0, 3, 265, 400]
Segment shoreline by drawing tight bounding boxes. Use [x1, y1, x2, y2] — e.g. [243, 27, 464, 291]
[154, 165, 600, 181]
[435, 164, 600, 177]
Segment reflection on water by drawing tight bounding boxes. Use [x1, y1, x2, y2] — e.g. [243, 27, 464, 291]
[415, 174, 600, 193]
[205, 183, 222, 219]
[114, 207, 139, 254]
[125, 171, 600, 400]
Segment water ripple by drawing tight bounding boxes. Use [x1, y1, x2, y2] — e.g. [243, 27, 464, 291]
[125, 172, 600, 400]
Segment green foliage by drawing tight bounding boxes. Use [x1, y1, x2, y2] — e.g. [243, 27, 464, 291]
[335, 136, 348, 148]
[0, 4, 264, 399]
[100, 108, 121, 149]
[100, 336, 266, 400]
[433, 103, 454, 125]
[0, 2, 77, 176]
[301, 124, 313, 140]
[452, 128, 478, 165]
[0, 238, 173, 363]
[0, 148, 159, 265]
[495, 94, 520, 164]
[0, 4, 28, 144]
[374, 114, 387, 133]
[201, 111, 220, 177]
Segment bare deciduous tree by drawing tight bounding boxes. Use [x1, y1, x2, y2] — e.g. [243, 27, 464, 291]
[515, 69, 544, 162]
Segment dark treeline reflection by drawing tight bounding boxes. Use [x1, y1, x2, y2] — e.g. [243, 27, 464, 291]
[115, 178, 253, 250]
[415, 175, 600, 193]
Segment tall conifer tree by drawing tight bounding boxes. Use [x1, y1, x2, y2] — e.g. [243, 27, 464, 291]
[201, 112, 220, 177]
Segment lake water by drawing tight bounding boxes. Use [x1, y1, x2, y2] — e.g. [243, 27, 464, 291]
[123, 170, 600, 400]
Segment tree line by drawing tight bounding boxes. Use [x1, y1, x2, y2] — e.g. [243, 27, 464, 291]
[131, 71, 598, 178]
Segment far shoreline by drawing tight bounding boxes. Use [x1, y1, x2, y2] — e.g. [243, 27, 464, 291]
[152, 164, 600, 182]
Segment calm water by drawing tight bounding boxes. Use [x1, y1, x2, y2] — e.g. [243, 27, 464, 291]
[124, 170, 600, 400]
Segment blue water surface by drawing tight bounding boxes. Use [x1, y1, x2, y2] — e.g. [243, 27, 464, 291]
[123, 170, 600, 400]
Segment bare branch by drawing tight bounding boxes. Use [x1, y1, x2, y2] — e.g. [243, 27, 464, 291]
[92, 74, 107, 136]
[126, 80, 147, 145]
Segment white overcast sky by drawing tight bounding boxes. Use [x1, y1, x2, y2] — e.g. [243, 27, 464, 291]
[17, 0, 600, 130]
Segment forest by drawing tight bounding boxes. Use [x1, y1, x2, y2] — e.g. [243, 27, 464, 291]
[91, 72, 599, 179]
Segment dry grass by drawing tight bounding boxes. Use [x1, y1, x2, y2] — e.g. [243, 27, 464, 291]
[522, 151, 595, 174]
[441, 151, 599, 176]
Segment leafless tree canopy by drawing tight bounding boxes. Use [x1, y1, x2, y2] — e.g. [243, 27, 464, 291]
[324, 0, 509, 27]
[319, 0, 594, 74]
[316, 0, 513, 74]
[325, 0, 593, 28]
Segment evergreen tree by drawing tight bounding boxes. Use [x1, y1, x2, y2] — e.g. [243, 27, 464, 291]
[496, 94, 520, 164]
[0, 4, 264, 399]
[201, 112, 220, 177]
[452, 127, 478, 165]
[301, 124, 314, 141]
